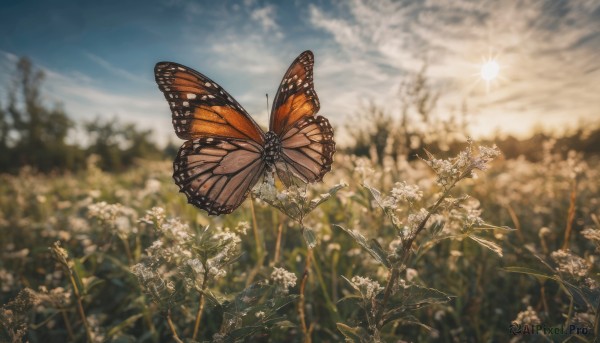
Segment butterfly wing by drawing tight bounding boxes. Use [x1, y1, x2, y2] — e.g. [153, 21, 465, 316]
[270, 51, 335, 184]
[269, 51, 320, 135]
[173, 137, 265, 215]
[155, 62, 265, 145]
[155, 62, 267, 215]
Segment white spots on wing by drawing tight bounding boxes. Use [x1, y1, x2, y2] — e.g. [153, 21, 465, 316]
[183, 101, 189, 107]
[212, 83, 218, 88]
[304, 83, 309, 88]
[181, 120, 187, 124]
[202, 95, 208, 100]
[187, 94, 197, 100]
[206, 138, 214, 143]
[177, 67, 185, 71]
[205, 82, 212, 87]
[207, 95, 215, 99]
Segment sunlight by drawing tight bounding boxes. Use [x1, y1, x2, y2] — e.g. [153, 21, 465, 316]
[480, 59, 500, 81]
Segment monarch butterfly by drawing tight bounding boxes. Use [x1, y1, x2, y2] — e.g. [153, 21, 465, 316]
[155, 51, 335, 215]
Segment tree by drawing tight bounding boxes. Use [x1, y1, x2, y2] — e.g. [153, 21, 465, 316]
[3, 57, 80, 172]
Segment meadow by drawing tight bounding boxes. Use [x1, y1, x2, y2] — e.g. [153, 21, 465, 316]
[1, 56, 600, 343]
[1, 136, 599, 342]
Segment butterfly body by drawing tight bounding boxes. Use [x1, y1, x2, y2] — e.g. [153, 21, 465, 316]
[263, 131, 282, 166]
[155, 51, 335, 215]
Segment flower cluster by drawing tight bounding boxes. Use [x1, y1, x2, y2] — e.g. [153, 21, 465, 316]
[550, 249, 589, 278]
[513, 306, 541, 325]
[270, 267, 297, 293]
[350, 276, 384, 300]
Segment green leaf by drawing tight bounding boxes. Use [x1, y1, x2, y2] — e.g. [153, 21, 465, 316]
[308, 183, 346, 212]
[468, 235, 503, 257]
[302, 227, 317, 249]
[403, 285, 452, 309]
[502, 266, 555, 280]
[336, 323, 371, 343]
[334, 224, 391, 268]
[106, 313, 143, 338]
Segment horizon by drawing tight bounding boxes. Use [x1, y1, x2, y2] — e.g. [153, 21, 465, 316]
[1, 0, 599, 146]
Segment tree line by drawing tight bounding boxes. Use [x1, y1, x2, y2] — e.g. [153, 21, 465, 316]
[0, 57, 168, 173]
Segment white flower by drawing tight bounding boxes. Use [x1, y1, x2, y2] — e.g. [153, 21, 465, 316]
[391, 181, 423, 203]
[350, 276, 384, 300]
[235, 221, 251, 235]
[551, 249, 589, 278]
[513, 306, 541, 325]
[271, 267, 297, 292]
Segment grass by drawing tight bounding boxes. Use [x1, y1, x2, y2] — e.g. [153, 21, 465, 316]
[1, 141, 599, 342]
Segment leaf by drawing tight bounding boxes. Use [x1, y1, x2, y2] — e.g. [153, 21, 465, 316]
[308, 183, 346, 212]
[302, 227, 317, 249]
[384, 284, 452, 325]
[468, 235, 503, 257]
[336, 323, 371, 343]
[403, 285, 452, 309]
[334, 224, 391, 268]
[106, 313, 143, 338]
[472, 223, 514, 231]
[502, 266, 555, 280]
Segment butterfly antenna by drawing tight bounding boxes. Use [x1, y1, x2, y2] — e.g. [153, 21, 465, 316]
[266, 93, 269, 114]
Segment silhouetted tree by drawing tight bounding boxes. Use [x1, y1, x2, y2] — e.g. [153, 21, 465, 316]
[2, 57, 81, 172]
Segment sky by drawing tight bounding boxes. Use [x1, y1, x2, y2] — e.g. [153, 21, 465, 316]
[1, 0, 599, 146]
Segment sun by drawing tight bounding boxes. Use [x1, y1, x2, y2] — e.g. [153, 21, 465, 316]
[480, 59, 500, 81]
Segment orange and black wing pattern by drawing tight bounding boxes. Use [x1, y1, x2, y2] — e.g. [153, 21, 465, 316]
[173, 137, 265, 215]
[269, 51, 320, 136]
[155, 62, 265, 145]
[270, 51, 335, 184]
[155, 62, 267, 215]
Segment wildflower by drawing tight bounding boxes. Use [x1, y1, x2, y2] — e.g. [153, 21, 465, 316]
[582, 227, 600, 250]
[550, 249, 589, 278]
[271, 267, 297, 293]
[350, 276, 384, 300]
[255, 311, 266, 319]
[87, 201, 122, 221]
[139, 207, 166, 226]
[513, 306, 541, 325]
[235, 221, 251, 235]
[0, 268, 16, 292]
[391, 181, 423, 203]
[406, 268, 418, 281]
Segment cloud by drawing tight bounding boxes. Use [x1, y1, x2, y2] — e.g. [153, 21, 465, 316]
[307, 0, 600, 137]
[250, 5, 280, 36]
[84, 52, 148, 84]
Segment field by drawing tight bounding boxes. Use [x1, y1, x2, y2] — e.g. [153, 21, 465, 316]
[1, 140, 599, 342]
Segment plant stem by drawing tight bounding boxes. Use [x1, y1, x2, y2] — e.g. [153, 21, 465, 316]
[298, 250, 313, 343]
[562, 180, 577, 250]
[192, 268, 210, 341]
[61, 309, 75, 341]
[165, 310, 184, 343]
[273, 220, 284, 265]
[250, 199, 263, 259]
[66, 266, 93, 342]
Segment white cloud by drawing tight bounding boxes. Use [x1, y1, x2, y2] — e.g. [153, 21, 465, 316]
[250, 5, 280, 35]
[307, 0, 600, 138]
[84, 52, 148, 84]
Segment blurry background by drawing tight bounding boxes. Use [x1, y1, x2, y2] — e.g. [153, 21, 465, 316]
[1, 0, 599, 172]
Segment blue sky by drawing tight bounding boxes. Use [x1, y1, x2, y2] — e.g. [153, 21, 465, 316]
[1, 0, 599, 145]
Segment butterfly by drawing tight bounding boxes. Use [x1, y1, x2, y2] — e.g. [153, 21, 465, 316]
[154, 50, 335, 215]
